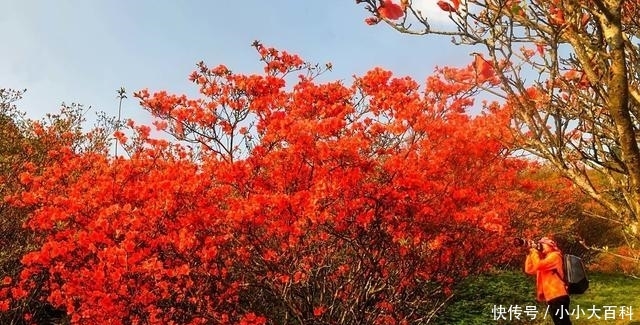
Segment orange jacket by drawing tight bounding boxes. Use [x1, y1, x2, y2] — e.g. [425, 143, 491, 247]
[524, 248, 568, 302]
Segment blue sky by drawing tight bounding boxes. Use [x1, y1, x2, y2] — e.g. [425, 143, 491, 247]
[1, 0, 471, 127]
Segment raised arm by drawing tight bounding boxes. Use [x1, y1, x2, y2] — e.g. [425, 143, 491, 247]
[525, 249, 561, 274]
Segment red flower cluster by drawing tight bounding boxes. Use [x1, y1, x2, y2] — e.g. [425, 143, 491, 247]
[1, 43, 577, 324]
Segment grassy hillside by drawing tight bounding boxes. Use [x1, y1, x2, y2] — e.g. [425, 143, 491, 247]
[436, 270, 640, 325]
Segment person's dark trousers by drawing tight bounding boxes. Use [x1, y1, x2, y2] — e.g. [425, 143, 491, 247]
[548, 295, 572, 325]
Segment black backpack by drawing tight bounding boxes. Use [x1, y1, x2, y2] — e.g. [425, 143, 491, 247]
[560, 254, 590, 294]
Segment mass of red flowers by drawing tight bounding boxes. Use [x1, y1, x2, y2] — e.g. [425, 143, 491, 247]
[0, 43, 577, 324]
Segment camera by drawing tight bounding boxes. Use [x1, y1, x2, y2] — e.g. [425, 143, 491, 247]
[513, 237, 542, 251]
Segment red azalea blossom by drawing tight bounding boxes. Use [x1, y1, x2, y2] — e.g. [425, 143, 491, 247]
[473, 53, 496, 82]
[437, 0, 458, 12]
[536, 43, 545, 56]
[0, 300, 9, 312]
[365, 17, 380, 25]
[378, 0, 404, 20]
[313, 306, 327, 317]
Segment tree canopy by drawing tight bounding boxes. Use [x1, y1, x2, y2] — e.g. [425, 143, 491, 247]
[357, 0, 640, 245]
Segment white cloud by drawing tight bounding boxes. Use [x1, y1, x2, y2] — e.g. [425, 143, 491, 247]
[409, 0, 462, 26]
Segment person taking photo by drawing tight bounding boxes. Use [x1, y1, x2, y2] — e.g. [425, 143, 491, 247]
[524, 237, 572, 325]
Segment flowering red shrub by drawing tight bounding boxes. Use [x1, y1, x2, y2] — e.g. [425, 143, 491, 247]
[1, 43, 577, 324]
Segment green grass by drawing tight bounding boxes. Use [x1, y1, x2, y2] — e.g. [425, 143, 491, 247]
[437, 271, 640, 325]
